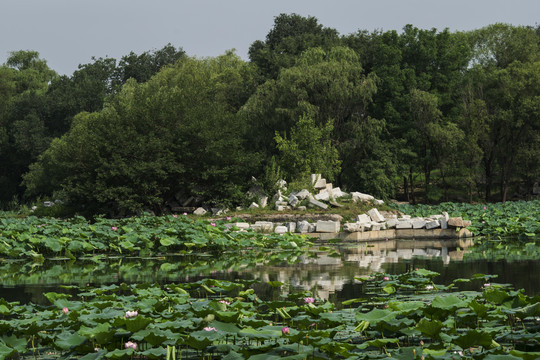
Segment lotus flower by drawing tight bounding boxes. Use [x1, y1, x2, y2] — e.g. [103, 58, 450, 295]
[383, 276, 390, 281]
[203, 327, 217, 331]
[125, 310, 138, 318]
[125, 341, 137, 350]
[304, 297, 315, 304]
[281, 326, 290, 335]
[62, 307, 69, 314]
[111, 226, 118, 231]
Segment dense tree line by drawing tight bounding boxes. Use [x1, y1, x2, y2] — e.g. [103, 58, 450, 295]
[1, 14, 538, 215]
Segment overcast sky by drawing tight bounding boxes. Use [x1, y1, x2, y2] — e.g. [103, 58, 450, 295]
[2, 0, 539, 75]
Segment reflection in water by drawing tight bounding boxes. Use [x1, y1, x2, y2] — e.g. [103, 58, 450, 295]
[1, 238, 539, 304]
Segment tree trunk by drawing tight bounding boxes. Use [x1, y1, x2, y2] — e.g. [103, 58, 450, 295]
[425, 168, 431, 202]
[409, 168, 416, 205]
[403, 176, 409, 202]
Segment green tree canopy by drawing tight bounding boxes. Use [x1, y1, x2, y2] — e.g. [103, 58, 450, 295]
[24, 53, 258, 215]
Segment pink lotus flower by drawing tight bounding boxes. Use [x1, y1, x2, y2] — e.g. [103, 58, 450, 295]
[203, 327, 217, 331]
[281, 326, 290, 335]
[226, 216, 232, 220]
[484, 283, 491, 288]
[124, 341, 137, 350]
[183, 212, 188, 216]
[426, 285, 434, 290]
[111, 226, 118, 231]
[383, 276, 390, 281]
[304, 297, 315, 304]
[62, 307, 69, 314]
[211, 222, 216, 227]
[173, 214, 178, 218]
[483, 206, 487, 210]
[125, 310, 138, 318]
[219, 300, 230, 305]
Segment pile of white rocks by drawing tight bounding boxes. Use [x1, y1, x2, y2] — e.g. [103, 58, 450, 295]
[343, 209, 472, 233]
[223, 219, 341, 234]
[247, 174, 384, 211]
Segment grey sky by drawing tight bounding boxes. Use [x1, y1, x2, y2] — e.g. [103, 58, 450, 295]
[2, 0, 538, 75]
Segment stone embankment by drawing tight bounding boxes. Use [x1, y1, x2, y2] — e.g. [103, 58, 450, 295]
[190, 174, 475, 241]
[221, 207, 473, 241]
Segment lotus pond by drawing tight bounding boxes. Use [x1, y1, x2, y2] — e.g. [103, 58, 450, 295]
[0, 209, 539, 359]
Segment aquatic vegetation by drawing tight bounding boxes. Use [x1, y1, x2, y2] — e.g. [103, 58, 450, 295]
[0, 214, 313, 260]
[0, 270, 539, 359]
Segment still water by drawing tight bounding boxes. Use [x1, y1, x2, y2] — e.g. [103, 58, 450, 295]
[1, 237, 539, 305]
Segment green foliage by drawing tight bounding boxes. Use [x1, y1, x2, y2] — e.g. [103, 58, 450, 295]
[0, 214, 314, 259]
[1, 270, 539, 358]
[0, 20, 538, 210]
[249, 13, 341, 79]
[23, 54, 258, 215]
[274, 111, 340, 183]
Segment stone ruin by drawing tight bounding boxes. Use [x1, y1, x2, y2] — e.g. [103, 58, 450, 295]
[188, 174, 473, 235]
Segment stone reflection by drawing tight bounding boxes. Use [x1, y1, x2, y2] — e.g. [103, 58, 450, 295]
[245, 239, 473, 299]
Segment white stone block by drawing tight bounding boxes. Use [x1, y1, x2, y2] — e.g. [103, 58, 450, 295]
[396, 220, 413, 229]
[399, 215, 411, 220]
[440, 214, 448, 229]
[285, 222, 296, 233]
[368, 208, 385, 222]
[314, 178, 327, 189]
[425, 220, 440, 229]
[288, 195, 299, 208]
[448, 217, 464, 227]
[259, 196, 268, 208]
[297, 221, 311, 233]
[248, 202, 259, 209]
[297, 206, 307, 211]
[276, 179, 287, 190]
[385, 219, 399, 229]
[225, 222, 250, 230]
[253, 221, 273, 233]
[356, 214, 371, 223]
[308, 197, 328, 209]
[295, 189, 311, 200]
[310, 174, 321, 185]
[316, 220, 340, 233]
[351, 192, 375, 203]
[331, 187, 347, 198]
[274, 225, 288, 234]
[374, 199, 384, 205]
[412, 219, 427, 229]
[344, 223, 363, 232]
[315, 190, 330, 201]
[193, 207, 207, 215]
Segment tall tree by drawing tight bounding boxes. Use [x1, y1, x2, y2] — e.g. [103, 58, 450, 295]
[249, 13, 340, 80]
[0, 51, 56, 205]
